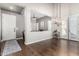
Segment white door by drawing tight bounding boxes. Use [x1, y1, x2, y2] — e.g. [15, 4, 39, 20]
[2, 13, 16, 41]
[69, 16, 78, 41]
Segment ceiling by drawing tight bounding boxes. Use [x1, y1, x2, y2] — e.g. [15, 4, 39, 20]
[31, 10, 47, 19]
[0, 4, 24, 14]
[31, 10, 51, 20]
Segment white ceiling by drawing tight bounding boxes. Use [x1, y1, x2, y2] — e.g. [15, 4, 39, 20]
[31, 10, 45, 18]
[0, 3, 24, 14]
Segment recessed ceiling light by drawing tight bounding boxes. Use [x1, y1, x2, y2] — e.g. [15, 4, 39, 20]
[9, 6, 14, 10]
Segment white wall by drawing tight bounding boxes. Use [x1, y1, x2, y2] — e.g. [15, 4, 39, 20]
[60, 4, 79, 39]
[18, 3, 79, 44]
[60, 4, 70, 39]
[51, 3, 62, 39]
[16, 3, 75, 41]
[23, 3, 79, 43]
[16, 14, 25, 38]
[24, 3, 54, 44]
[70, 4, 79, 15]
[26, 31, 52, 44]
[0, 9, 1, 41]
[49, 3, 70, 39]
[60, 3, 79, 39]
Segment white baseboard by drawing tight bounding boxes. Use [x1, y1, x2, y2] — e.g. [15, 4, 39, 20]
[25, 37, 52, 45]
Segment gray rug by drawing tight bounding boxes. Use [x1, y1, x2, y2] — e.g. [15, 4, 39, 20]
[2, 40, 22, 56]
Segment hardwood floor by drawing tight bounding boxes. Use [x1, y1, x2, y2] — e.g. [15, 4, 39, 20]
[0, 41, 6, 56]
[0, 42, 1, 56]
[1, 38, 79, 56]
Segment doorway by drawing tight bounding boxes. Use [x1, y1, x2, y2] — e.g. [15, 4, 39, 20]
[2, 13, 16, 41]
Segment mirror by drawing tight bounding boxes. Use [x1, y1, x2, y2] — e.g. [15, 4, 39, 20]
[31, 10, 52, 32]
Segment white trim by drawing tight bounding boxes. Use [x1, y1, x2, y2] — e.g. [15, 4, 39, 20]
[25, 37, 79, 45]
[25, 37, 52, 45]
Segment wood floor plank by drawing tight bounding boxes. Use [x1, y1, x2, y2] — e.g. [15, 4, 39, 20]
[1, 39, 79, 56]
